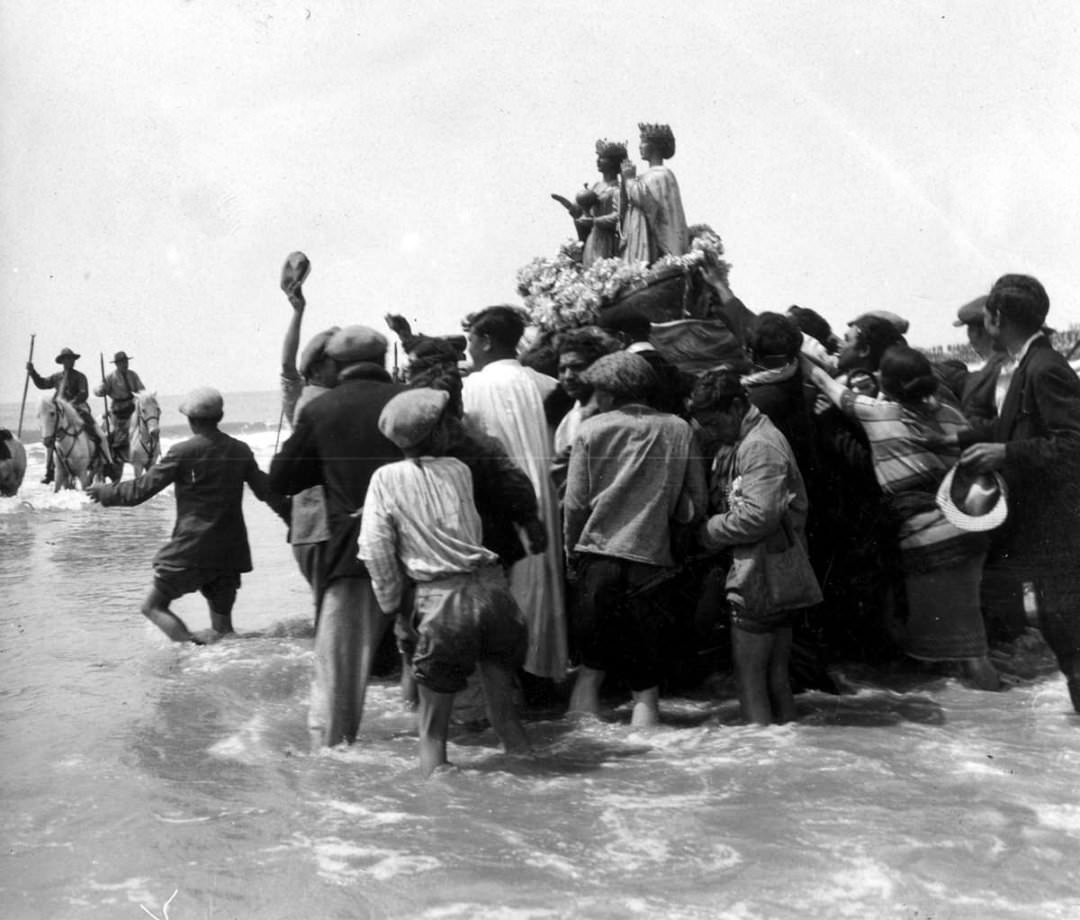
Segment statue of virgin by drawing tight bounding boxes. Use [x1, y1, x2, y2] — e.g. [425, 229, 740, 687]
[620, 123, 689, 265]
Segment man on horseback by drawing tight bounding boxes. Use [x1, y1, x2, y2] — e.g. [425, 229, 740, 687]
[95, 350, 145, 472]
[27, 346, 108, 483]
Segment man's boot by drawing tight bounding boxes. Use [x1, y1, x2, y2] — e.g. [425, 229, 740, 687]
[41, 447, 54, 484]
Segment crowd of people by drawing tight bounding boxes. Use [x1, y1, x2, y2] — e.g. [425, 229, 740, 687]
[79, 261, 1080, 777]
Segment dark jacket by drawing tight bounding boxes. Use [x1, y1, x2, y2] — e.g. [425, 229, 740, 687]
[99, 429, 270, 572]
[960, 352, 1008, 425]
[270, 365, 405, 584]
[447, 417, 541, 569]
[963, 337, 1080, 575]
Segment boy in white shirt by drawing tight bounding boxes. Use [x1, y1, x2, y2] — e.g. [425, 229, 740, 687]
[358, 388, 530, 775]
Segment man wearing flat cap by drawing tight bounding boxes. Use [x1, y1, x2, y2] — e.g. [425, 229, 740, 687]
[278, 270, 340, 625]
[95, 351, 146, 470]
[27, 346, 106, 483]
[89, 387, 283, 645]
[270, 323, 406, 749]
[952, 295, 1008, 425]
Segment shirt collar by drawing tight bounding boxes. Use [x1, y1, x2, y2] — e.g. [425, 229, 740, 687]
[1007, 330, 1044, 363]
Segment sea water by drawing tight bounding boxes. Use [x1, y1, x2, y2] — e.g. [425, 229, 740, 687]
[2, 394, 1079, 919]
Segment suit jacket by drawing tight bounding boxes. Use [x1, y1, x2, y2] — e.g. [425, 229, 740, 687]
[961, 351, 1007, 425]
[270, 365, 405, 584]
[100, 430, 270, 572]
[988, 337, 1080, 575]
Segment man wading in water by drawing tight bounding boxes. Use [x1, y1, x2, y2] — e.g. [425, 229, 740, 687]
[89, 387, 285, 644]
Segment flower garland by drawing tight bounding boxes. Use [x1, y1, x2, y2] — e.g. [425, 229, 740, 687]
[516, 233, 731, 334]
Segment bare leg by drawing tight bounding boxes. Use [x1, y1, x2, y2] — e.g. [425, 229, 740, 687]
[477, 660, 529, 753]
[768, 626, 797, 723]
[732, 626, 775, 725]
[567, 665, 606, 718]
[400, 651, 419, 710]
[630, 686, 660, 727]
[417, 686, 455, 776]
[140, 586, 201, 644]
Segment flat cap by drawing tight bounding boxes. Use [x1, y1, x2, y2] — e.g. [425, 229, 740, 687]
[581, 350, 657, 401]
[850, 311, 910, 335]
[298, 327, 340, 377]
[179, 386, 224, 420]
[325, 325, 388, 364]
[378, 388, 449, 450]
[953, 296, 988, 327]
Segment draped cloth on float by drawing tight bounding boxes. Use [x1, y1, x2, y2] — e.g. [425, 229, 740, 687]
[621, 165, 689, 265]
[463, 359, 567, 679]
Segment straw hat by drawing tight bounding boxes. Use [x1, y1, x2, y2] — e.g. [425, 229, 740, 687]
[936, 463, 1008, 532]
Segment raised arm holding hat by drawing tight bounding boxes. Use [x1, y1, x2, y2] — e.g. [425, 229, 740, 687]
[270, 324, 406, 748]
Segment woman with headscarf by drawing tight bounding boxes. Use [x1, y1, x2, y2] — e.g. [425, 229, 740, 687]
[806, 345, 1001, 689]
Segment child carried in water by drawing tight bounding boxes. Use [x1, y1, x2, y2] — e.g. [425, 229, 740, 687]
[358, 388, 530, 776]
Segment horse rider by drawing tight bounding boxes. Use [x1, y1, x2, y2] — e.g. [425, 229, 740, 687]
[27, 346, 107, 483]
[95, 350, 145, 459]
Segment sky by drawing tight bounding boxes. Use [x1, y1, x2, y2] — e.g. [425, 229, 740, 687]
[3, 0, 1079, 400]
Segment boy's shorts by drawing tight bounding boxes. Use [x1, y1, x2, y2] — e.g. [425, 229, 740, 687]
[411, 566, 527, 694]
[153, 565, 241, 606]
[730, 603, 796, 635]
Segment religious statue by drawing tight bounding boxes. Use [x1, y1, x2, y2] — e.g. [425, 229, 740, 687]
[574, 139, 627, 267]
[551, 139, 627, 267]
[620, 123, 689, 265]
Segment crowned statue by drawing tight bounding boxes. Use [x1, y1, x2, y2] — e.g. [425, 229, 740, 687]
[620, 123, 689, 265]
[576, 139, 627, 267]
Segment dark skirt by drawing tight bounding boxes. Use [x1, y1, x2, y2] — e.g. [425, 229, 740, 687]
[900, 552, 989, 661]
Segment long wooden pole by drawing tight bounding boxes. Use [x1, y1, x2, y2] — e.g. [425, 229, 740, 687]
[98, 352, 113, 442]
[16, 334, 35, 438]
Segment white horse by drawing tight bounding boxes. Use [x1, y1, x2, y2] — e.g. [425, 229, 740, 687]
[38, 396, 110, 491]
[129, 391, 161, 477]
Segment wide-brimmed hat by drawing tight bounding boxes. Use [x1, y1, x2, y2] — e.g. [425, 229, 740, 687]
[936, 463, 1008, 532]
[179, 386, 224, 420]
[111, 351, 132, 363]
[55, 347, 80, 363]
[378, 388, 449, 450]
